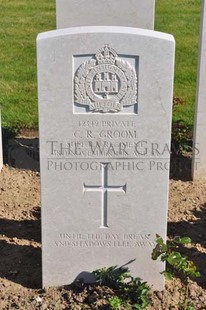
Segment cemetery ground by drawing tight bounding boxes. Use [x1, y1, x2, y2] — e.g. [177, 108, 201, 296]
[1, 135, 206, 309]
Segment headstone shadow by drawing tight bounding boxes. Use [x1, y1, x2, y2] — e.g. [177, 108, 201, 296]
[170, 156, 192, 181]
[0, 207, 41, 288]
[0, 211, 41, 243]
[0, 239, 42, 289]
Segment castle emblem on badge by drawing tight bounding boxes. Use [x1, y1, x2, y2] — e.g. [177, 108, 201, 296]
[74, 45, 138, 113]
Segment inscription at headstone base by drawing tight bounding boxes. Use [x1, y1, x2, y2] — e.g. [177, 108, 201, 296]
[56, 0, 155, 30]
[0, 110, 3, 171]
[37, 27, 175, 290]
[192, 0, 206, 179]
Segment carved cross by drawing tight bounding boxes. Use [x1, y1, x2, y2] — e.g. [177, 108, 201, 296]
[83, 163, 127, 228]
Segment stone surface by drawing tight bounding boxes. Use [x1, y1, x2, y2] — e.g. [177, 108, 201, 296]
[56, 0, 155, 29]
[37, 26, 175, 290]
[192, 0, 206, 179]
[7, 138, 39, 171]
[0, 110, 3, 170]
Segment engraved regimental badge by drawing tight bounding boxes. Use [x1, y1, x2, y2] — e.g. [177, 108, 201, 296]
[74, 45, 138, 113]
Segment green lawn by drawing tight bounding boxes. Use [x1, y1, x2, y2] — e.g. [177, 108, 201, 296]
[0, 0, 202, 129]
[0, 0, 56, 128]
[155, 0, 201, 127]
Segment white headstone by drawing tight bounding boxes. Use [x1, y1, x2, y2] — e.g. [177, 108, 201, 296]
[56, 0, 155, 30]
[37, 26, 175, 290]
[192, 0, 206, 179]
[0, 110, 3, 171]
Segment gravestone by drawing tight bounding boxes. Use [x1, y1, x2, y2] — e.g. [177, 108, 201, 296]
[37, 26, 175, 290]
[8, 138, 39, 171]
[0, 110, 3, 171]
[56, 0, 155, 30]
[192, 0, 206, 179]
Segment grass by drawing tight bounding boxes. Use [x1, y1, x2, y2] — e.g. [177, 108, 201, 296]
[155, 0, 201, 127]
[0, 0, 55, 128]
[0, 0, 202, 129]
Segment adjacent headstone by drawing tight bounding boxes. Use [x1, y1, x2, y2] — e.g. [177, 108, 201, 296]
[192, 0, 206, 179]
[37, 26, 175, 290]
[8, 138, 39, 171]
[56, 0, 155, 30]
[0, 110, 3, 171]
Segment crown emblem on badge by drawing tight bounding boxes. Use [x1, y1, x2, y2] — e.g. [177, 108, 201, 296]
[74, 45, 138, 113]
[95, 45, 117, 65]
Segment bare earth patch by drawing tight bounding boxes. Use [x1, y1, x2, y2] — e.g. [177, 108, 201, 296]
[0, 166, 206, 309]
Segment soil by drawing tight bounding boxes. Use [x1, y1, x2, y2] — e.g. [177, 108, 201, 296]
[1, 163, 206, 309]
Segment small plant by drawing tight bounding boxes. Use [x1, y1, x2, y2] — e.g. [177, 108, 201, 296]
[152, 235, 200, 280]
[152, 235, 200, 310]
[93, 264, 150, 309]
[108, 296, 123, 310]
